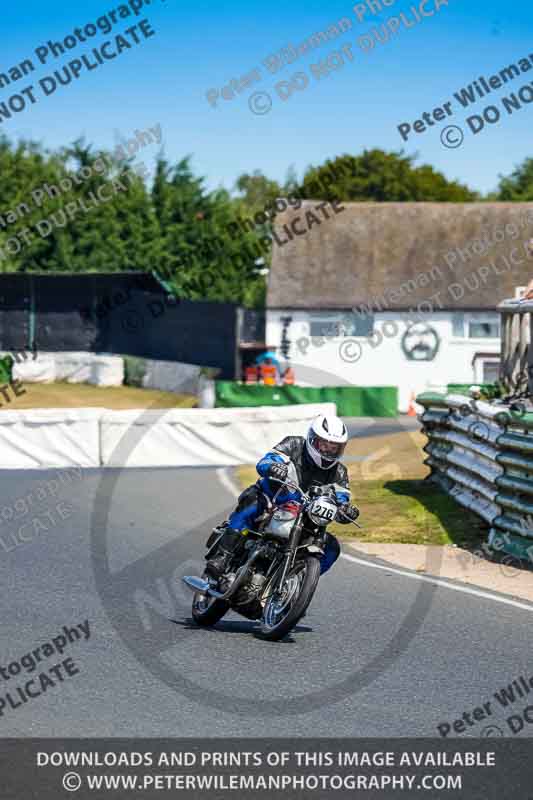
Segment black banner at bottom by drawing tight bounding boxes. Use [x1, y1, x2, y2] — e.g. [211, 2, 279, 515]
[1, 738, 531, 799]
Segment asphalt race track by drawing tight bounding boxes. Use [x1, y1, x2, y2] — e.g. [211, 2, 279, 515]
[1, 456, 532, 739]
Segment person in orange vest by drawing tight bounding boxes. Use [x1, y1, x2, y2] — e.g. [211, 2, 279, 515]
[259, 359, 277, 386]
[255, 351, 280, 386]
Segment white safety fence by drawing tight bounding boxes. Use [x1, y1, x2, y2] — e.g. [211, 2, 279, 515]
[0, 403, 336, 469]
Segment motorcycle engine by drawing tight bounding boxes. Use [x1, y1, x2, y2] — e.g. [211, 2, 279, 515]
[233, 571, 267, 618]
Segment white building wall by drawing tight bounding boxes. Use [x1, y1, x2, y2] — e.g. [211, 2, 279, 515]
[267, 310, 501, 413]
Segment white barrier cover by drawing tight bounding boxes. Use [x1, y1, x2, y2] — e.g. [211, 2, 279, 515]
[101, 403, 337, 467]
[89, 356, 124, 387]
[54, 352, 124, 387]
[142, 359, 201, 394]
[11, 358, 56, 383]
[10, 351, 125, 387]
[0, 403, 336, 469]
[0, 409, 101, 469]
[197, 377, 215, 409]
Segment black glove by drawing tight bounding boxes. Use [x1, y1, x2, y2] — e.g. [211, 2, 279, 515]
[337, 504, 359, 523]
[268, 462, 288, 482]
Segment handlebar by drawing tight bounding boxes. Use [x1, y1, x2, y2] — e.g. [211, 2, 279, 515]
[268, 477, 361, 528]
[269, 477, 310, 504]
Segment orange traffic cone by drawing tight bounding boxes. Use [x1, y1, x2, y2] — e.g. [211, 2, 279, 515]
[407, 392, 417, 417]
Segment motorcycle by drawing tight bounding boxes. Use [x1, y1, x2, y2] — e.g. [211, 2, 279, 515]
[182, 479, 360, 641]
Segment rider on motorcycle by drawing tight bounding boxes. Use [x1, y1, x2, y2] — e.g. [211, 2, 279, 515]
[206, 413, 359, 578]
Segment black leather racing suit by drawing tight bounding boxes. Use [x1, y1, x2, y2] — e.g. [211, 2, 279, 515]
[225, 436, 352, 574]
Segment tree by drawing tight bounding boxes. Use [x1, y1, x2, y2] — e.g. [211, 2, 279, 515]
[298, 149, 478, 202]
[0, 136, 159, 274]
[496, 158, 533, 201]
[234, 170, 282, 215]
[152, 157, 267, 306]
[0, 138, 488, 310]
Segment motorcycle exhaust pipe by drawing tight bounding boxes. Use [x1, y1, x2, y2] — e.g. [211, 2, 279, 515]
[182, 576, 210, 594]
[217, 549, 262, 600]
[182, 549, 263, 601]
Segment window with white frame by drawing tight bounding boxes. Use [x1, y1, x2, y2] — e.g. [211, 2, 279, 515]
[452, 313, 500, 339]
[482, 360, 500, 383]
[473, 354, 500, 384]
[309, 312, 374, 338]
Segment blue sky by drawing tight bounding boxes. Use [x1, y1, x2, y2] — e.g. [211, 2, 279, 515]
[1, 0, 531, 195]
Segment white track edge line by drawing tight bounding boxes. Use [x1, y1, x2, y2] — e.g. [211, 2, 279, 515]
[216, 467, 241, 499]
[341, 552, 533, 613]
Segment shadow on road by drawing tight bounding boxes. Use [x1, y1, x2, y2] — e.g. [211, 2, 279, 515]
[171, 618, 314, 638]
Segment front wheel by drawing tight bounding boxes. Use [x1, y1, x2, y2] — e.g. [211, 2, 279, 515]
[258, 556, 321, 641]
[191, 574, 229, 627]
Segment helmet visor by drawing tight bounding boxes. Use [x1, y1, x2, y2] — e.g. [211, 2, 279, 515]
[310, 433, 346, 460]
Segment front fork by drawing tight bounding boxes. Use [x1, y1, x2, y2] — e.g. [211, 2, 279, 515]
[273, 513, 304, 596]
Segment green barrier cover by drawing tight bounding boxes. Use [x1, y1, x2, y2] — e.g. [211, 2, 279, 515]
[416, 392, 448, 408]
[418, 391, 533, 430]
[496, 492, 533, 517]
[447, 383, 500, 399]
[490, 529, 533, 562]
[215, 384, 398, 417]
[496, 473, 533, 497]
[421, 388, 533, 564]
[0, 355, 13, 384]
[498, 432, 533, 453]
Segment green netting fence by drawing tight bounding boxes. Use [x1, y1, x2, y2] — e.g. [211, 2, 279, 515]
[215, 383, 398, 417]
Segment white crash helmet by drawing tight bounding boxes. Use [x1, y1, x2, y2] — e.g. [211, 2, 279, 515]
[306, 414, 348, 469]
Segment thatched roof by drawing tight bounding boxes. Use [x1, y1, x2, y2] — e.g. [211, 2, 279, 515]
[268, 202, 533, 310]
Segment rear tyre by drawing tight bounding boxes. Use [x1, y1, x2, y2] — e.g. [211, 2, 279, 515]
[191, 574, 229, 627]
[258, 556, 321, 641]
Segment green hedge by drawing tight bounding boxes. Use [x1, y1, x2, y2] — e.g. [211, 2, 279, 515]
[215, 383, 398, 417]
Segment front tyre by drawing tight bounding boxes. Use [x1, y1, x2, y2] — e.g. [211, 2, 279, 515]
[258, 556, 321, 641]
[191, 574, 229, 627]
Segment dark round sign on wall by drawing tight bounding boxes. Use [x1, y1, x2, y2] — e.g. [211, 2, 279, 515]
[401, 323, 440, 361]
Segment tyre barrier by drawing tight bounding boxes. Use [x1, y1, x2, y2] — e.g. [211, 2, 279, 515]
[417, 391, 533, 565]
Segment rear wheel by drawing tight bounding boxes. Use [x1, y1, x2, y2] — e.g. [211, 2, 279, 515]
[258, 556, 321, 641]
[191, 574, 229, 627]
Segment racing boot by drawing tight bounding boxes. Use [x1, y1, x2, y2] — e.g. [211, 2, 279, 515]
[205, 528, 245, 578]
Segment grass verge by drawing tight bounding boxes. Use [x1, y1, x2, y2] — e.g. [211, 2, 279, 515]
[3, 381, 197, 410]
